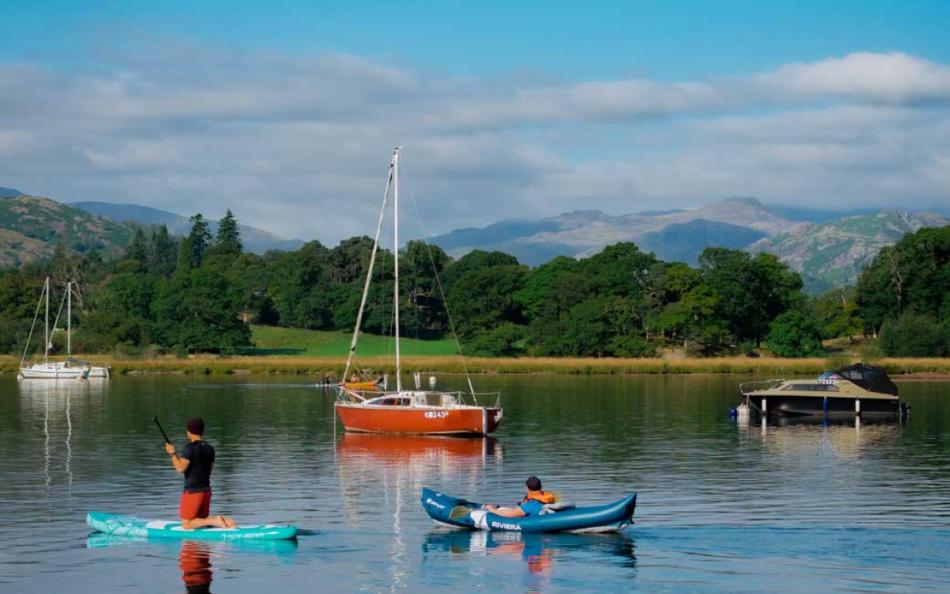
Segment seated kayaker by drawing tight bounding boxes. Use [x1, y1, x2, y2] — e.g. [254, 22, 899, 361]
[164, 417, 237, 530]
[484, 476, 557, 517]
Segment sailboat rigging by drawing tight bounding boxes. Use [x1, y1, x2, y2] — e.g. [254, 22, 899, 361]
[334, 148, 502, 435]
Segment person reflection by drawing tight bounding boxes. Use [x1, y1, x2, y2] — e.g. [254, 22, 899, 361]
[179, 540, 213, 594]
[492, 534, 554, 575]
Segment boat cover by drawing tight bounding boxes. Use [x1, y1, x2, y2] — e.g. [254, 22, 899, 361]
[420, 488, 636, 533]
[833, 364, 899, 396]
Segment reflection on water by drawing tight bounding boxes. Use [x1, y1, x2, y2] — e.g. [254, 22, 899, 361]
[86, 533, 299, 593]
[424, 529, 636, 576]
[179, 541, 213, 594]
[17, 379, 107, 517]
[335, 434, 502, 591]
[335, 435, 502, 524]
[742, 420, 903, 460]
[2, 375, 949, 593]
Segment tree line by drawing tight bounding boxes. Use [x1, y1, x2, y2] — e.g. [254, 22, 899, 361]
[1, 212, 947, 358]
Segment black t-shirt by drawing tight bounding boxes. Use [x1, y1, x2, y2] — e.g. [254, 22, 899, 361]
[180, 440, 215, 493]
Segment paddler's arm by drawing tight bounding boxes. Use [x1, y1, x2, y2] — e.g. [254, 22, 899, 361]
[164, 442, 191, 473]
[483, 504, 526, 518]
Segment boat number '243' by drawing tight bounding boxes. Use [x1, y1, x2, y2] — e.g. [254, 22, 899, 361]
[425, 411, 449, 419]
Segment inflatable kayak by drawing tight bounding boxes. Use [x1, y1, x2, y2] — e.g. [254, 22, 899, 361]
[86, 512, 298, 541]
[420, 487, 636, 533]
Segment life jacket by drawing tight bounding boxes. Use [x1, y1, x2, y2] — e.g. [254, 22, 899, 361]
[522, 490, 557, 504]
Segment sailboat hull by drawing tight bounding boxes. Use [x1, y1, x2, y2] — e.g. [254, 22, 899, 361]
[335, 402, 502, 436]
[18, 363, 89, 380]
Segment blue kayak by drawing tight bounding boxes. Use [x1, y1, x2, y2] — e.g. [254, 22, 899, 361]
[420, 488, 637, 533]
[86, 512, 298, 541]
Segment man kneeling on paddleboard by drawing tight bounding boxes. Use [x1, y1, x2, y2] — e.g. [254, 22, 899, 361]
[164, 417, 237, 530]
[484, 476, 557, 518]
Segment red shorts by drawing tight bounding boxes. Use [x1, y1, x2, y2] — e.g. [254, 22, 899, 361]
[179, 490, 212, 521]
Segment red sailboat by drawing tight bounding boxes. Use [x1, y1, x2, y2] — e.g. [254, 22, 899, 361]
[334, 148, 502, 436]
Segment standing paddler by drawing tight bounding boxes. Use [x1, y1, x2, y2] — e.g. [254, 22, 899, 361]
[164, 417, 237, 529]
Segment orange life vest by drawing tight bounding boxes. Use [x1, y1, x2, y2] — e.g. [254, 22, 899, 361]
[522, 490, 557, 504]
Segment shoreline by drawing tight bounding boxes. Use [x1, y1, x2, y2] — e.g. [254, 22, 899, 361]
[4, 355, 950, 378]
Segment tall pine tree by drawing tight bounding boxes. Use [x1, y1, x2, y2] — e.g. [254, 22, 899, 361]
[213, 209, 242, 257]
[125, 228, 149, 265]
[149, 225, 178, 277]
[177, 214, 212, 271]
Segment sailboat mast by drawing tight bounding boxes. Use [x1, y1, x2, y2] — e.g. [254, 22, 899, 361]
[44, 277, 49, 363]
[393, 147, 402, 393]
[67, 281, 71, 357]
[341, 155, 394, 384]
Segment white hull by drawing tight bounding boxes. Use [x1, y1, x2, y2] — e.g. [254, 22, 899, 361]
[18, 363, 89, 380]
[86, 366, 110, 378]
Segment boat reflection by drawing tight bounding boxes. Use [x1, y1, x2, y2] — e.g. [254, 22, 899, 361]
[336, 434, 502, 524]
[17, 376, 108, 404]
[336, 433, 501, 466]
[423, 530, 636, 585]
[741, 417, 902, 460]
[18, 378, 107, 510]
[336, 434, 502, 592]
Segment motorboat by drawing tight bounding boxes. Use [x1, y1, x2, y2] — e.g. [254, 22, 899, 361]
[738, 363, 907, 421]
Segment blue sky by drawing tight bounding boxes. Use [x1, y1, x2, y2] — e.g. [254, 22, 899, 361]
[7, 1, 949, 78]
[1, 1, 948, 240]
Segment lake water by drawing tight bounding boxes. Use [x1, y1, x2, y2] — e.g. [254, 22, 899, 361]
[1, 374, 948, 593]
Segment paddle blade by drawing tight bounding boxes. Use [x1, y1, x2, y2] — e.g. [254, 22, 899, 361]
[449, 505, 471, 520]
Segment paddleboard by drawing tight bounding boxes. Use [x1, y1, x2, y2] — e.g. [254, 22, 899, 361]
[86, 512, 298, 541]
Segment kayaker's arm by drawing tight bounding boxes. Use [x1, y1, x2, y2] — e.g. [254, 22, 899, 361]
[483, 504, 526, 518]
[164, 442, 191, 473]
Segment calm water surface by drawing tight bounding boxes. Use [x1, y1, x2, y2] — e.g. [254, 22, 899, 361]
[1, 374, 948, 592]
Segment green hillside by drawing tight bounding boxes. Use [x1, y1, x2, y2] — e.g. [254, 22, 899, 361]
[0, 195, 134, 267]
[248, 325, 459, 357]
[749, 211, 950, 292]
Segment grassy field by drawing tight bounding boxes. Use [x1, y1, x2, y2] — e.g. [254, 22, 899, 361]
[5, 324, 947, 377]
[4, 353, 950, 377]
[246, 325, 458, 357]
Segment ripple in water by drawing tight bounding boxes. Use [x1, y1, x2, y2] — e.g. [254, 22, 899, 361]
[0, 374, 948, 592]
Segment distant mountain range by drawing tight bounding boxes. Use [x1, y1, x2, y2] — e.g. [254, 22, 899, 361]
[0, 190, 304, 268]
[71, 201, 305, 254]
[430, 197, 949, 292]
[431, 197, 793, 264]
[4, 184, 946, 292]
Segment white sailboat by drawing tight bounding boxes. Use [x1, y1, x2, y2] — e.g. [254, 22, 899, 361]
[19, 278, 89, 380]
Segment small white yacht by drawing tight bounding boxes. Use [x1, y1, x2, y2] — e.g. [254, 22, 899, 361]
[18, 279, 109, 380]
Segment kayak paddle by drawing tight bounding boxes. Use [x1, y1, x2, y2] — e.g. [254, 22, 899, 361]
[153, 416, 173, 445]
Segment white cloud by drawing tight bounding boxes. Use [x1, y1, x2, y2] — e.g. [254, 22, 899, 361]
[761, 52, 950, 103]
[0, 45, 948, 243]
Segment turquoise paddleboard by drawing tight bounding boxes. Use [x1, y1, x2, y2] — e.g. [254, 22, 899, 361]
[86, 512, 298, 541]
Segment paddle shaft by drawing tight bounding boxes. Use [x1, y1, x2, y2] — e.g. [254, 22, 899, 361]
[153, 416, 173, 445]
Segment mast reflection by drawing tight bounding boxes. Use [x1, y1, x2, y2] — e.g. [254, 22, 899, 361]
[336, 434, 502, 592]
